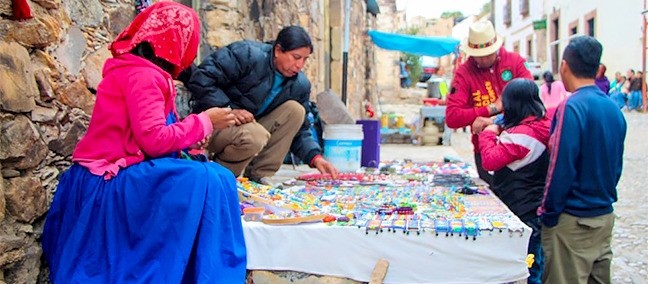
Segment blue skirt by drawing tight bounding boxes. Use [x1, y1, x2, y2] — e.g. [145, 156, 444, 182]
[42, 158, 247, 283]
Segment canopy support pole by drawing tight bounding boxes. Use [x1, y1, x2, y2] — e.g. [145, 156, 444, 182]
[341, 0, 350, 105]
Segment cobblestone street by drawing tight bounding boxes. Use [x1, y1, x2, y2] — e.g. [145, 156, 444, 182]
[610, 112, 648, 284]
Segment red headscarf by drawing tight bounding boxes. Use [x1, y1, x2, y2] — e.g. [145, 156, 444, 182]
[109, 1, 200, 78]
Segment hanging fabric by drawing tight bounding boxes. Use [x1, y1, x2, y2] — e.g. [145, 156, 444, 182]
[11, 0, 32, 20]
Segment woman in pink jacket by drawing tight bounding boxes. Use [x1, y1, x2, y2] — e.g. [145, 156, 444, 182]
[41, 2, 246, 283]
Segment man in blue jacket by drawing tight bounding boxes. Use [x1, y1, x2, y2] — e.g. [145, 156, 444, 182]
[539, 36, 626, 283]
[184, 26, 338, 184]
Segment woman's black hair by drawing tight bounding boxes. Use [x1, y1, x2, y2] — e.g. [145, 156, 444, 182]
[274, 26, 313, 53]
[131, 42, 175, 75]
[502, 78, 546, 129]
[543, 71, 554, 94]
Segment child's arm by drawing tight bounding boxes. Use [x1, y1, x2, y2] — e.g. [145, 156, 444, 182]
[478, 127, 530, 172]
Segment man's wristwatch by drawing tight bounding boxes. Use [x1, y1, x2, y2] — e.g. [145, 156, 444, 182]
[488, 103, 499, 115]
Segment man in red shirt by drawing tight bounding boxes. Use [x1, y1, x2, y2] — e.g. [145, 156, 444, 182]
[446, 20, 532, 185]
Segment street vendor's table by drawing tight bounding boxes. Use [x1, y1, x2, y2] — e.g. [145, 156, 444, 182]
[242, 196, 531, 284]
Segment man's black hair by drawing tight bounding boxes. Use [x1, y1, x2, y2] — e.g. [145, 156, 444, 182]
[562, 36, 602, 79]
[502, 78, 546, 129]
[275, 26, 313, 54]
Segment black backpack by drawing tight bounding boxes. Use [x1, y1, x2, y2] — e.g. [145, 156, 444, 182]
[283, 101, 324, 165]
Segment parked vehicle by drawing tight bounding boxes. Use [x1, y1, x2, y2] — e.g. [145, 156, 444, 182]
[419, 56, 438, 82]
[525, 56, 542, 80]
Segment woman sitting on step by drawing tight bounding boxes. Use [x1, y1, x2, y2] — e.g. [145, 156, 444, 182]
[41, 2, 247, 283]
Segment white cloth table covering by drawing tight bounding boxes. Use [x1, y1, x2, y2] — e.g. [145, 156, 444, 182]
[243, 221, 531, 283]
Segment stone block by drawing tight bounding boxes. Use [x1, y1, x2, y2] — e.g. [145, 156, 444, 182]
[0, 236, 24, 255]
[108, 6, 136, 38]
[0, 115, 48, 170]
[33, 0, 61, 9]
[48, 120, 87, 157]
[56, 78, 96, 115]
[205, 9, 238, 28]
[31, 105, 58, 123]
[0, 42, 37, 113]
[5, 177, 48, 223]
[64, 0, 103, 27]
[54, 25, 86, 76]
[3, 244, 41, 284]
[81, 46, 111, 91]
[207, 30, 241, 48]
[9, 15, 61, 48]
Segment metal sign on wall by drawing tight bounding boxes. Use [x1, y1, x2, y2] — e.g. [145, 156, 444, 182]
[533, 19, 547, 30]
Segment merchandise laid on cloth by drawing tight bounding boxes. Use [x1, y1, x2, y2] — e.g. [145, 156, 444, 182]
[238, 161, 531, 283]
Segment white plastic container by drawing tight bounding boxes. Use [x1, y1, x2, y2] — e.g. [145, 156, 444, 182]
[323, 124, 364, 172]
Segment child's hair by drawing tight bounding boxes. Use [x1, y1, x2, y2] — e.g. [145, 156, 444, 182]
[502, 78, 546, 129]
[131, 42, 176, 76]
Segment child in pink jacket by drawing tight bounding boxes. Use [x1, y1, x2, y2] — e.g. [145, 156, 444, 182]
[478, 78, 550, 284]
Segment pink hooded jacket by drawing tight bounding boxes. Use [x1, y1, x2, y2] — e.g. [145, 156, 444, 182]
[72, 54, 213, 179]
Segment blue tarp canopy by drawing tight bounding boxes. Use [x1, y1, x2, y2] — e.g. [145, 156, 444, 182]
[368, 30, 460, 57]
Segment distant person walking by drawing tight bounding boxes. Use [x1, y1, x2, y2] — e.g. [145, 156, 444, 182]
[539, 71, 568, 120]
[539, 36, 626, 284]
[399, 58, 411, 88]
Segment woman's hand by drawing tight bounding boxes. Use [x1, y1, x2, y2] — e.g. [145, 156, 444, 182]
[204, 107, 236, 129]
[189, 137, 208, 150]
[312, 156, 339, 179]
[231, 109, 255, 126]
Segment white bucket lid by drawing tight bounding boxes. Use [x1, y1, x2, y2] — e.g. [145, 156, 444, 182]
[323, 124, 364, 140]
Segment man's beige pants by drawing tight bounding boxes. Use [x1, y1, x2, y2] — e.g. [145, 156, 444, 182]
[542, 213, 614, 284]
[206, 101, 305, 179]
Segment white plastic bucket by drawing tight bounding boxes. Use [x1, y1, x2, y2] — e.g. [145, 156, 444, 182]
[323, 124, 364, 172]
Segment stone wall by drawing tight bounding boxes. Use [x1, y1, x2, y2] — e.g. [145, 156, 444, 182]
[0, 0, 377, 282]
[0, 0, 136, 281]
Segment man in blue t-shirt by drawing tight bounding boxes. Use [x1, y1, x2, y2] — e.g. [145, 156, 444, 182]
[539, 36, 627, 283]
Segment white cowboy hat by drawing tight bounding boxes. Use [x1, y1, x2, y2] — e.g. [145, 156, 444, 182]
[462, 20, 503, 57]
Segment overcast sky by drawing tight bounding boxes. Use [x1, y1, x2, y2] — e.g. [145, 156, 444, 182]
[395, 0, 490, 19]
